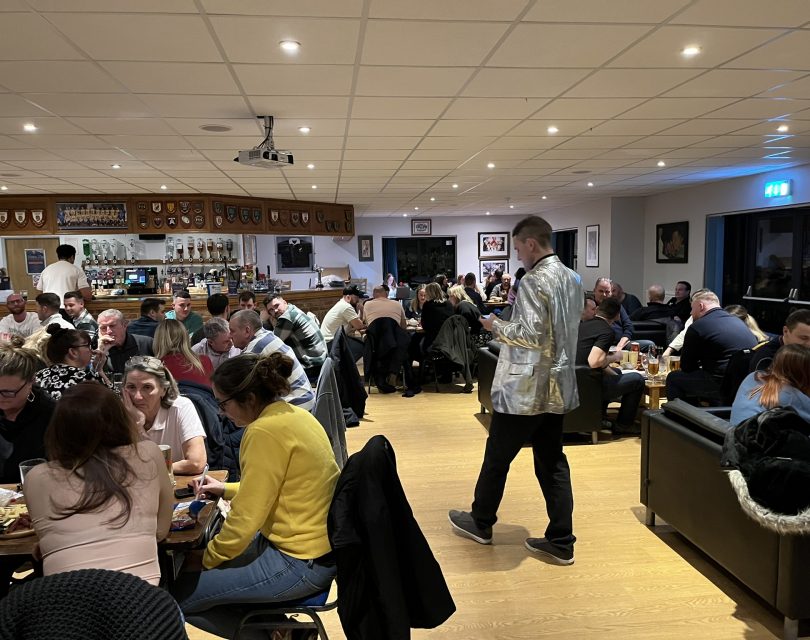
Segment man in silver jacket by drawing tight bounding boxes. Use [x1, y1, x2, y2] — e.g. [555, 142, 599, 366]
[449, 215, 583, 565]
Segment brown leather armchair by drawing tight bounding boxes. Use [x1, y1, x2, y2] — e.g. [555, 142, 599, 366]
[477, 342, 602, 444]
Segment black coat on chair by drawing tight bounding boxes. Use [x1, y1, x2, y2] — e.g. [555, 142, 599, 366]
[328, 435, 456, 640]
[363, 318, 410, 389]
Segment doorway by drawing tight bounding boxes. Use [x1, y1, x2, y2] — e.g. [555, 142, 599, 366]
[4, 237, 61, 296]
[382, 236, 457, 286]
[552, 229, 578, 270]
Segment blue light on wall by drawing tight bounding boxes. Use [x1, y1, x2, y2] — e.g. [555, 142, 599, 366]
[764, 179, 792, 198]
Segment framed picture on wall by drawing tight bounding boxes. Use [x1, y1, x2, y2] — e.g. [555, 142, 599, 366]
[478, 232, 509, 258]
[656, 221, 689, 264]
[411, 218, 432, 236]
[480, 259, 508, 283]
[357, 235, 374, 262]
[585, 224, 599, 268]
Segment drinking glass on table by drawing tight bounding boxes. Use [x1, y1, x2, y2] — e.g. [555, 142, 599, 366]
[646, 354, 660, 382]
[19, 458, 47, 488]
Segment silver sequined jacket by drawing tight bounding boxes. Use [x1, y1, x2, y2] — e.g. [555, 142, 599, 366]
[490, 254, 582, 415]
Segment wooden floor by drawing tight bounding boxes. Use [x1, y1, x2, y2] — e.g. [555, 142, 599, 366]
[188, 385, 793, 640]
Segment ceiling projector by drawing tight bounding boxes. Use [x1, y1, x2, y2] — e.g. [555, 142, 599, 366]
[234, 115, 294, 168]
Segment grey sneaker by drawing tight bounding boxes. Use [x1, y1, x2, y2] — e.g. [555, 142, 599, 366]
[448, 510, 492, 545]
[524, 538, 574, 565]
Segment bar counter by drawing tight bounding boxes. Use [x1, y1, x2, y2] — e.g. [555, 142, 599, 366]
[25, 288, 344, 322]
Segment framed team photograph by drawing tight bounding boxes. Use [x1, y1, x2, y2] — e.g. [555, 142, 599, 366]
[478, 232, 509, 259]
[480, 259, 508, 283]
[56, 201, 128, 230]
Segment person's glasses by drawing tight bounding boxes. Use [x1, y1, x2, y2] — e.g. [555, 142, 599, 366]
[72, 342, 91, 350]
[216, 396, 234, 413]
[0, 380, 29, 398]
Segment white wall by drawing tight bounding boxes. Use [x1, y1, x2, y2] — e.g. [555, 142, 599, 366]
[643, 164, 810, 294]
[609, 197, 645, 296]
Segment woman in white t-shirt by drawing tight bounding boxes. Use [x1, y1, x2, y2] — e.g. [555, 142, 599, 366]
[122, 355, 207, 474]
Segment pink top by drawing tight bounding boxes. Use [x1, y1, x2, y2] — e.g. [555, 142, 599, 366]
[161, 352, 214, 387]
[25, 440, 174, 586]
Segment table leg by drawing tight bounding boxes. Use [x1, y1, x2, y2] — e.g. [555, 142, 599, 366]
[648, 386, 661, 410]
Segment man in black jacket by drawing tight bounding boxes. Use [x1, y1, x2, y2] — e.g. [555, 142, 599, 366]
[127, 297, 165, 339]
[630, 284, 674, 321]
[667, 280, 692, 323]
[96, 309, 153, 375]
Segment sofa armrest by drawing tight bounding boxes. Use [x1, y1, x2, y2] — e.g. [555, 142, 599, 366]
[661, 399, 732, 443]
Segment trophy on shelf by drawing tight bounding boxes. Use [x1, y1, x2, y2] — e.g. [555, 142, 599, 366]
[175, 237, 185, 263]
[312, 264, 324, 289]
[215, 237, 224, 263]
[166, 238, 175, 263]
[206, 238, 214, 263]
[129, 239, 136, 265]
[225, 238, 234, 263]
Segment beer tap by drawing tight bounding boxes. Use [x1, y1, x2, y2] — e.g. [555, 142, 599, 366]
[110, 240, 118, 266]
[175, 237, 184, 263]
[91, 239, 100, 266]
[100, 240, 109, 266]
[129, 239, 136, 265]
[166, 238, 174, 263]
[187, 237, 195, 264]
[82, 239, 91, 268]
[215, 237, 224, 263]
[206, 238, 214, 263]
[196, 238, 205, 264]
[225, 238, 234, 263]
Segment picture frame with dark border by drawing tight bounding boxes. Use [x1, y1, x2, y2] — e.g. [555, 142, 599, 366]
[478, 231, 509, 258]
[411, 218, 432, 236]
[656, 221, 689, 264]
[358, 235, 374, 262]
[479, 259, 509, 283]
[585, 224, 599, 268]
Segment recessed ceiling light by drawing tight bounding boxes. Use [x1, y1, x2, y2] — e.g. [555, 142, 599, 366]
[541, 195, 547, 200]
[430, 197, 436, 202]
[777, 124, 789, 133]
[587, 182, 594, 187]
[311, 185, 317, 189]
[23, 123, 37, 132]
[487, 162, 495, 169]
[402, 213, 407, 217]
[509, 204, 515, 209]
[0, 186, 7, 191]
[657, 160, 666, 167]
[298, 126, 311, 134]
[280, 40, 301, 53]
[486, 211, 491, 216]
[414, 206, 419, 210]
[681, 45, 701, 58]
[111, 164, 121, 169]
[160, 184, 167, 190]
[200, 124, 232, 132]
[452, 183, 459, 189]
[547, 125, 559, 134]
[307, 163, 315, 169]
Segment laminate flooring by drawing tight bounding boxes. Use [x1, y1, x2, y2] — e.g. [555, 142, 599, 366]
[187, 386, 792, 640]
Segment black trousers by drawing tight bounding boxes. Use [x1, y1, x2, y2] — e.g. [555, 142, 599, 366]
[471, 410, 575, 552]
[666, 369, 722, 405]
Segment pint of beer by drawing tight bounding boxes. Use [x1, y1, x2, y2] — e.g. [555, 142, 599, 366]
[669, 355, 681, 372]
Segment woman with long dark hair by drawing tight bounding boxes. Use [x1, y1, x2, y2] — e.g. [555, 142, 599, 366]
[25, 383, 174, 585]
[35, 325, 111, 399]
[173, 352, 339, 638]
[731, 344, 810, 425]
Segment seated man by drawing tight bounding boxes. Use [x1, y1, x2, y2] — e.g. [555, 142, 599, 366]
[96, 309, 153, 375]
[749, 308, 810, 372]
[237, 290, 257, 311]
[666, 289, 759, 404]
[577, 297, 644, 435]
[228, 309, 314, 411]
[0, 292, 40, 338]
[34, 293, 74, 330]
[265, 293, 327, 381]
[630, 284, 674, 321]
[667, 280, 692, 324]
[581, 294, 596, 322]
[489, 273, 512, 301]
[164, 290, 203, 337]
[463, 272, 488, 315]
[362, 285, 406, 329]
[192, 317, 240, 370]
[320, 285, 366, 362]
[611, 283, 642, 317]
[127, 297, 165, 339]
[191, 293, 230, 346]
[63, 291, 98, 344]
[593, 277, 633, 350]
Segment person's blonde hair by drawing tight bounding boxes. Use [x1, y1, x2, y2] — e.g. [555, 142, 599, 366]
[22, 328, 51, 366]
[153, 319, 204, 374]
[424, 282, 444, 302]
[123, 355, 179, 408]
[690, 289, 719, 305]
[447, 285, 472, 305]
[0, 341, 41, 380]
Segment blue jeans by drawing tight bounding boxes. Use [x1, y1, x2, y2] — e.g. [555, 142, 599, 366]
[174, 533, 335, 638]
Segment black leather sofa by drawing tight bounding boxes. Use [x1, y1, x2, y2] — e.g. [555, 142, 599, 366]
[477, 342, 602, 444]
[641, 400, 810, 640]
[630, 320, 669, 347]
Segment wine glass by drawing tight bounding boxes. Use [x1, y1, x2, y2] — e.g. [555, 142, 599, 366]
[647, 351, 660, 382]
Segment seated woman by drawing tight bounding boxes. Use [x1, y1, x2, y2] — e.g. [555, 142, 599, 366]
[405, 284, 427, 321]
[173, 353, 340, 638]
[724, 304, 769, 344]
[35, 326, 112, 400]
[153, 319, 213, 387]
[730, 344, 810, 426]
[25, 383, 173, 586]
[447, 285, 483, 336]
[420, 282, 454, 353]
[123, 355, 207, 474]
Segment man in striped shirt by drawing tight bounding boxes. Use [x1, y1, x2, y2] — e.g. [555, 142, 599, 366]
[229, 309, 315, 411]
[264, 294, 327, 382]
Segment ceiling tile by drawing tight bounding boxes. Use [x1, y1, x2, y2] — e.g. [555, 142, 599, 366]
[671, 0, 810, 27]
[442, 98, 548, 119]
[705, 98, 810, 119]
[99, 135, 188, 150]
[725, 31, 810, 70]
[362, 20, 508, 66]
[248, 96, 350, 119]
[531, 98, 644, 120]
[617, 97, 738, 118]
[351, 97, 450, 119]
[369, 0, 525, 20]
[201, 0, 363, 17]
[758, 76, 810, 100]
[102, 62, 239, 95]
[666, 70, 804, 98]
[10, 134, 111, 149]
[0, 62, 123, 93]
[234, 64, 353, 95]
[523, 0, 690, 23]
[463, 69, 589, 98]
[346, 137, 421, 149]
[430, 119, 520, 136]
[662, 119, 760, 135]
[490, 24, 651, 68]
[587, 120, 685, 135]
[609, 26, 783, 68]
[24, 93, 155, 118]
[553, 135, 644, 149]
[210, 16, 360, 64]
[139, 95, 251, 118]
[65, 117, 176, 135]
[0, 13, 84, 61]
[46, 13, 221, 62]
[509, 119, 603, 136]
[31, 1, 196, 11]
[356, 67, 473, 96]
[565, 69, 702, 97]
[0, 117, 84, 135]
[348, 120, 433, 137]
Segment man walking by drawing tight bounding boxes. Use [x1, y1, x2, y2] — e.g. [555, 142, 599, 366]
[449, 216, 582, 565]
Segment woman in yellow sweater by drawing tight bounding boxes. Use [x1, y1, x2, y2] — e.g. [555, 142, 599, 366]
[173, 352, 340, 638]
